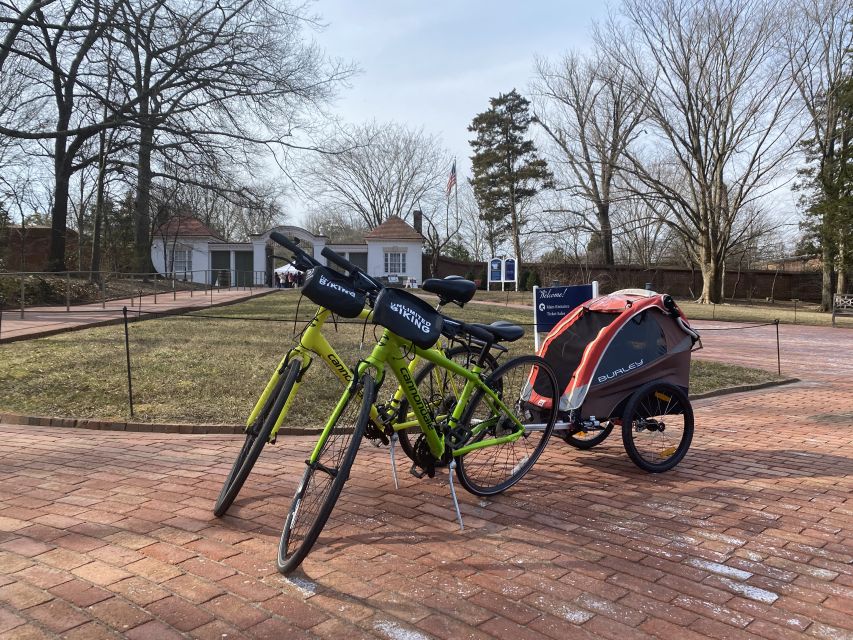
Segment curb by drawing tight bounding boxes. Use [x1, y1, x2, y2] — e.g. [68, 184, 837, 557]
[0, 288, 275, 344]
[690, 377, 800, 401]
[1, 378, 801, 435]
[0, 411, 324, 436]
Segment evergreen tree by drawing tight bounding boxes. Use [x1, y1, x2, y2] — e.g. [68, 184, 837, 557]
[468, 89, 552, 266]
[798, 74, 853, 302]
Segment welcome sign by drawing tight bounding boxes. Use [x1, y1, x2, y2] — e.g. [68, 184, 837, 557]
[533, 283, 597, 350]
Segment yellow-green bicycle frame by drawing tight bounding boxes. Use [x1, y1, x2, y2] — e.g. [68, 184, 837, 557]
[309, 327, 526, 465]
[245, 307, 467, 441]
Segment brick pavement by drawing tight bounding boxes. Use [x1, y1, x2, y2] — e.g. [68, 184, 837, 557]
[0, 287, 273, 343]
[0, 323, 851, 638]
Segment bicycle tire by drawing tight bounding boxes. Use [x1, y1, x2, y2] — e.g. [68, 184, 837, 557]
[214, 359, 301, 517]
[277, 374, 375, 574]
[397, 346, 499, 463]
[455, 355, 559, 496]
[621, 381, 693, 473]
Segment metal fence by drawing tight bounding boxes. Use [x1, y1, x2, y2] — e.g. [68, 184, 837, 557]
[0, 269, 269, 317]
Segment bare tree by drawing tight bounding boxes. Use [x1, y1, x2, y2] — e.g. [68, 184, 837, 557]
[612, 196, 676, 267]
[605, 0, 802, 303]
[305, 121, 449, 229]
[786, 0, 853, 308]
[107, 0, 351, 272]
[0, 0, 126, 270]
[532, 51, 645, 265]
[453, 182, 489, 262]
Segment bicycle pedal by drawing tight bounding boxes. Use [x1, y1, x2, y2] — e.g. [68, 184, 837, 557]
[409, 463, 426, 479]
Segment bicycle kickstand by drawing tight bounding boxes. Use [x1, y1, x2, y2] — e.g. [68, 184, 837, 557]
[447, 460, 464, 531]
[388, 433, 399, 490]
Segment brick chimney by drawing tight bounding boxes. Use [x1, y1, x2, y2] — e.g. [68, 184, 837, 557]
[413, 210, 423, 234]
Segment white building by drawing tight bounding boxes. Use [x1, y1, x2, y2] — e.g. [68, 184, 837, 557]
[150, 215, 424, 287]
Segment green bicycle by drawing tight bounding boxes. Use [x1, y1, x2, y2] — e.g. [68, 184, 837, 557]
[213, 234, 498, 516]
[277, 248, 560, 574]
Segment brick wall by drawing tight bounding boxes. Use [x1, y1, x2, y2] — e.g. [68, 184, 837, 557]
[424, 255, 824, 302]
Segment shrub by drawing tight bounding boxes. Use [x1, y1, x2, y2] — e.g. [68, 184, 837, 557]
[0, 274, 99, 307]
[525, 270, 541, 291]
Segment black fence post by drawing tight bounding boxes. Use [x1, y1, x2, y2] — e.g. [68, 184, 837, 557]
[122, 306, 135, 417]
[775, 319, 781, 376]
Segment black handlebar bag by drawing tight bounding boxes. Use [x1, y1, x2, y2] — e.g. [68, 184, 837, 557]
[301, 266, 366, 318]
[372, 287, 443, 349]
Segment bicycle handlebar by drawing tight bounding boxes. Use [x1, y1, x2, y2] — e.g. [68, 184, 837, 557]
[269, 232, 320, 270]
[320, 246, 383, 293]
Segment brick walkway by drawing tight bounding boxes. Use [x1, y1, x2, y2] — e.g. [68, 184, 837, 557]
[0, 288, 273, 342]
[0, 324, 851, 638]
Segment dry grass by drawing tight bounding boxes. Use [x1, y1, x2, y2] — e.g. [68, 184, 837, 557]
[0, 290, 783, 426]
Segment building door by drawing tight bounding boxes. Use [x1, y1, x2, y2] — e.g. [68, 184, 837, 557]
[211, 251, 230, 287]
[235, 251, 253, 286]
[349, 252, 368, 272]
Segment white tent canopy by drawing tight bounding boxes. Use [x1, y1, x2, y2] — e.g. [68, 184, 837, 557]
[274, 263, 300, 274]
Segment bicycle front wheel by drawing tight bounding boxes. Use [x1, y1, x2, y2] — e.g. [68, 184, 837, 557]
[214, 359, 301, 517]
[277, 374, 376, 574]
[456, 355, 559, 496]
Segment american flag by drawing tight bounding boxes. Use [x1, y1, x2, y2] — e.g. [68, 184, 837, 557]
[445, 160, 457, 196]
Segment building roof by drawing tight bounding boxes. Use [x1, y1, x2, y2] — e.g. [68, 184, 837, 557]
[155, 217, 224, 241]
[363, 216, 424, 241]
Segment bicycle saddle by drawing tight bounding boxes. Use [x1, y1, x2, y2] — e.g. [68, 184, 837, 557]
[468, 320, 524, 343]
[422, 276, 476, 306]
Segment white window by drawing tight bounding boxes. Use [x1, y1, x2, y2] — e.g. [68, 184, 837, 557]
[172, 247, 192, 275]
[384, 251, 406, 274]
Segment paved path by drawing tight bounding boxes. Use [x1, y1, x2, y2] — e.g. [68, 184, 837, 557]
[0, 324, 851, 639]
[0, 288, 273, 342]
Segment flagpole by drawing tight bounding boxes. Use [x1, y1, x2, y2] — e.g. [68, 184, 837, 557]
[454, 156, 459, 222]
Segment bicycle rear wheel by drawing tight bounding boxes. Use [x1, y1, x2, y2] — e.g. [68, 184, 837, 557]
[456, 355, 558, 496]
[277, 374, 376, 574]
[214, 359, 301, 517]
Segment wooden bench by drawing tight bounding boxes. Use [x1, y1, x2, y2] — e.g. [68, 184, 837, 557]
[832, 293, 853, 327]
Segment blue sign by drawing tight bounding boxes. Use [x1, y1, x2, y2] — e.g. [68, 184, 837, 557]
[534, 285, 594, 336]
[489, 259, 502, 282]
[504, 258, 516, 282]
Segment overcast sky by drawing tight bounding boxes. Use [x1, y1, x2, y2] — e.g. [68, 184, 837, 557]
[295, 0, 799, 233]
[292, 0, 609, 222]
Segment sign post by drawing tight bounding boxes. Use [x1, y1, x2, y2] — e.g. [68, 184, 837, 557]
[488, 258, 502, 291]
[532, 282, 598, 351]
[487, 257, 518, 291]
[503, 258, 516, 291]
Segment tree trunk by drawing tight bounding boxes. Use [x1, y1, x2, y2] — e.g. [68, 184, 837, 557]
[836, 236, 847, 294]
[821, 242, 833, 311]
[90, 137, 106, 280]
[698, 244, 722, 304]
[597, 203, 614, 265]
[134, 120, 155, 275]
[48, 140, 70, 272]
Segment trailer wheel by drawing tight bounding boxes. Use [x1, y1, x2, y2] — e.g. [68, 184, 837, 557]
[562, 422, 614, 449]
[621, 381, 693, 472]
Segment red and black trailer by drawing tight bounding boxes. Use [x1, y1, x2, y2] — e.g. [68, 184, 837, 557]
[523, 289, 701, 472]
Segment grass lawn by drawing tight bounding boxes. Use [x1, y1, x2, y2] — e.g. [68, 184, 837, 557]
[0, 290, 783, 426]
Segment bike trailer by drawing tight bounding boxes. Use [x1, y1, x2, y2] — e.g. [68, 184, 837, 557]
[524, 289, 700, 419]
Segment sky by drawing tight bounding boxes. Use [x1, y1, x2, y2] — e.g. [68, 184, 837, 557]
[291, 0, 609, 223]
